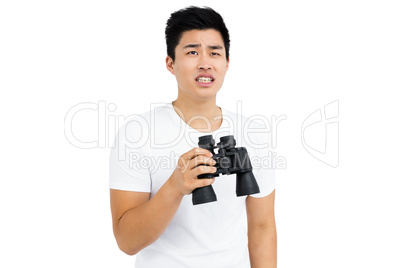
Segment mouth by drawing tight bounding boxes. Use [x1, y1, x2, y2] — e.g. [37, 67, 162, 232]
[195, 74, 215, 87]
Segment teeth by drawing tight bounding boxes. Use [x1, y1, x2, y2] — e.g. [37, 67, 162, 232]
[197, 77, 213, 83]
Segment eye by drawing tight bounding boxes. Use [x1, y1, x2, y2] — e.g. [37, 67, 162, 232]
[187, 51, 198, 55]
[211, 52, 220, 56]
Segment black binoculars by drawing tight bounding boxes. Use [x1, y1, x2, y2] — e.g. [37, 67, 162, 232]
[192, 135, 260, 205]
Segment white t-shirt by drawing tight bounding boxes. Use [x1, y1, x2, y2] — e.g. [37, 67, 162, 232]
[109, 102, 275, 268]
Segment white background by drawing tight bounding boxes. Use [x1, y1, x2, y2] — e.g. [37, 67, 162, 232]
[1, 0, 401, 267]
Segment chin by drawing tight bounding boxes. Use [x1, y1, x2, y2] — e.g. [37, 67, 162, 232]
[196, 87, 220, 98]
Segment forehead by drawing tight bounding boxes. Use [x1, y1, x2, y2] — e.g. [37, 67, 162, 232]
[178, 29, 224, 47]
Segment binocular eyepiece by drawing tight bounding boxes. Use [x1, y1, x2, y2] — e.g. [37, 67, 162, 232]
[192, 135, 260, 205]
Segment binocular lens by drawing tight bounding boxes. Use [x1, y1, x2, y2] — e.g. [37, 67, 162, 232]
[198, 135, 215, 148]
[192, 185, 217, 205]
[236, 172, 260, 196]
[219, 135, 236, 148]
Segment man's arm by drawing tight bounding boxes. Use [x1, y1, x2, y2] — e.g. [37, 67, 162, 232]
[110, 147, 216, 255]
[110, 179, 183, 255]
[246, 190, 277, 268]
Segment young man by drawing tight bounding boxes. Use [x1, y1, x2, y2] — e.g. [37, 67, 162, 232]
[109, 6, 276, 268]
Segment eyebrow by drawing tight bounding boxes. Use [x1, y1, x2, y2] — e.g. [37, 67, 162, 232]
[183, 44, 223, 50]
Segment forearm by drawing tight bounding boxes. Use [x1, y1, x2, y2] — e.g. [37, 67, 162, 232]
[115, 178, 184, 255]
[248, 225, 277, 268]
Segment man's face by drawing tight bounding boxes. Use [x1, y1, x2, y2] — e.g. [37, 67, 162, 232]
[166, 29, 230, 101]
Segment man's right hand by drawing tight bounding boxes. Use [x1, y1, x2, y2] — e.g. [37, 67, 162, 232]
[111, 147, 217, 255]
[169, 147, 217, 195]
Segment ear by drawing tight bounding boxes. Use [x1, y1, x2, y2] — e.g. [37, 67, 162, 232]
[226, 56, 230, 71]
[166, 56, 175, 75]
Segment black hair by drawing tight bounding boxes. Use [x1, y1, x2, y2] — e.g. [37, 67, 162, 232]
[165, 6, 230, 62]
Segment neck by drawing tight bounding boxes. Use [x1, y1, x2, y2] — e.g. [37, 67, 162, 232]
[172, 96, 222, 133]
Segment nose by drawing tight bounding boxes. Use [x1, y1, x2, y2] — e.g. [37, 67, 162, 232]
[198, 63, 211, 70]
[198, 55, 212, 70]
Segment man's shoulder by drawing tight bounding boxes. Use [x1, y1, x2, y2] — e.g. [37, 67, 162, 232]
[221, 106, 272, 149]
[116, 103, 172, 135]
[123, 103, 172, 123]
[223, 106, 267, 129]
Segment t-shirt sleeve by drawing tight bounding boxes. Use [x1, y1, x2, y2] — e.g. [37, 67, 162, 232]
[109, 121, 151, 192]
[244, 122, 276, 198]
[250, 153, 275, 198]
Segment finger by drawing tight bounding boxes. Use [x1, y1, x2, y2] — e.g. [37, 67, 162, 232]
[188, 155, 216, 170]
[178, 148, 213, 172]
[180, 147, 212, 162]
[195, 177, 215, 188]
[189, 164, 217, 178]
